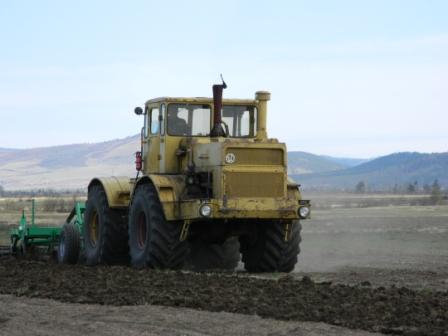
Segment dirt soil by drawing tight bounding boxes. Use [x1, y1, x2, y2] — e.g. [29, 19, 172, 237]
[0, 257, 447, 336]
[1, 204, 447, 335]
[0, 294, 383, 336]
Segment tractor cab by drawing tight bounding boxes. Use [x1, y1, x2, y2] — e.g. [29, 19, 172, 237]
[136, 95, 262, 175]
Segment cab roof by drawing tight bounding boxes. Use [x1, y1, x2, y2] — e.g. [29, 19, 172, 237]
[145, 97, 257, 105]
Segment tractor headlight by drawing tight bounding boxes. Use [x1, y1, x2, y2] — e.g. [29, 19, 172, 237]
[298, 206, 310, 219]
[199, 204, 212, 217]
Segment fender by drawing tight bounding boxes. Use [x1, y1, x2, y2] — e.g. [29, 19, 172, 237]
[133, 174, 186, 220]
[88, 177, 131, 208]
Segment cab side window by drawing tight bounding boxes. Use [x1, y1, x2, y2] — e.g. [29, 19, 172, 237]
[143, 109, 149, 138]
[150, 108, 160, 135]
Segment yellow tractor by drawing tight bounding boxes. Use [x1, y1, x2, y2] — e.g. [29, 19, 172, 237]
[83, 79, 310, 272]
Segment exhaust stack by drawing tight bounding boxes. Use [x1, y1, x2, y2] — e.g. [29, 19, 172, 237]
[210, 76, 227, 137]
[255, 91, 270, 140]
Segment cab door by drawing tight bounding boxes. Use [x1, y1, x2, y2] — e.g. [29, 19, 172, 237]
[159, 103, 167, 173]
[145, 105, 161, 173]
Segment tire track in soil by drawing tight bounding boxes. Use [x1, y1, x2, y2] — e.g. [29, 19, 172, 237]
[0, 258, 447, 336]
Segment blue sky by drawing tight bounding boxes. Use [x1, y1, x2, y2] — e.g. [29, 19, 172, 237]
[0, 0, 447, 157]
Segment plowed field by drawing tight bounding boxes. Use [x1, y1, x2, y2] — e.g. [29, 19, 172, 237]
[0, 258, 447, 335]
[1, 204, 447, 335]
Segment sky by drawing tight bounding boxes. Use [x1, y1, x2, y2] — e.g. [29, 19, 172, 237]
[0, 0, 447, 158]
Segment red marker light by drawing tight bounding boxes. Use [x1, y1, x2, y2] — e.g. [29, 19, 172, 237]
[135, 151, 142, 171]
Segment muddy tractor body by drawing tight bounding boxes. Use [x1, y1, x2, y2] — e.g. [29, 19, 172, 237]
[80, 82, 310, 272]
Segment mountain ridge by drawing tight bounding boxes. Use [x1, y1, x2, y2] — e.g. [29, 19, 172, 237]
[0, 135, 446, 190]
[293, 152, 448, 190]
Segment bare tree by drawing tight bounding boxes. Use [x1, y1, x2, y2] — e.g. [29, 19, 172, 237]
[430, 180, 443, 205]
[355, 181, 366, 194]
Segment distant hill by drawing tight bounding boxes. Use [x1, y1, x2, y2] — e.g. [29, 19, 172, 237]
[293, 152, 448, 191]
[3, 136, 443, 192]
[0, 136, 139, 190]
[320, 156, 370, 168]
[288, 152, 351, 175]
[0, 148, 19, 154]
[0, 136, 363, 190]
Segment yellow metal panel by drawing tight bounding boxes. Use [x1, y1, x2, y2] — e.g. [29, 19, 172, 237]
[174, 198, 298, 221]
[145, 136, 160, 174]
[162, 136, 185, 173]
[225, 147, 284, 166]
[89, 176, 131, 208]
[159, 187, 175, 203]
[147, 174, 185, 220]
[225, 171, 285, 198]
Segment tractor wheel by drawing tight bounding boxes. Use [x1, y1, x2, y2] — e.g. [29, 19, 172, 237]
[84, 185, 129, 265]
[58, 223, 80, 264]
[128, 183, 187, 269]
[187, 237, 240, 271]
[240, 220, 302, 273]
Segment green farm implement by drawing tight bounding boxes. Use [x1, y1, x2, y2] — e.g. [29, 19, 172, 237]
[9, 199, 61, 256]
[1, 199, 86, 263]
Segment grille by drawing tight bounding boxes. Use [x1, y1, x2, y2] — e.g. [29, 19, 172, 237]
[225, 172, 285, 198]
[226, 148, 284, 166]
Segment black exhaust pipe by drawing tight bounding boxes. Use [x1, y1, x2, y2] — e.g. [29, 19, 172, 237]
[210, 76, 227, 137]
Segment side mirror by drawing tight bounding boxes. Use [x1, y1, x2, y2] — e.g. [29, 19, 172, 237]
[134, 107, 143, 115]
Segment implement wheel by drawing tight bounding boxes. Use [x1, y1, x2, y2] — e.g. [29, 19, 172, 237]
[17, 240, 26, 257]
[240, 220, 302, 273]
[187, 237, 240, 271]
[84, 185, 129, 265]
[58, 223, 80, 264]
[128, 183, 187, 269]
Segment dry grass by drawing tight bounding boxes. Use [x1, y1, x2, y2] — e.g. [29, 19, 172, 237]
[303, 191, 442, 209]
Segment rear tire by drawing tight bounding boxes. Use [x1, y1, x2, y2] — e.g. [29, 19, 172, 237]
[128, 183, 187, 269]
[58, 223, 80, 264]
[187, 237, 240, 271]
[84, 185, 129, 265]
[240, 221, 302, 273]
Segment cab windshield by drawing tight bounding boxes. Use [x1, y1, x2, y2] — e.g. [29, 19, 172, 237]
[222, 105, 257, 137]
[167, 103, 257, 137]
[167, 104, 211, 136]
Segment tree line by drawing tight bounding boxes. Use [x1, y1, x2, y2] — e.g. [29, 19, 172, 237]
[0, 186, 86, 198]
[355, 180, 445, 204]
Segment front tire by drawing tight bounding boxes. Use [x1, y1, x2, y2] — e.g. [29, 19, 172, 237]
[128, 183, 187, 269]
[240, 221, 302, 273]
[84, 185, 129, 265]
